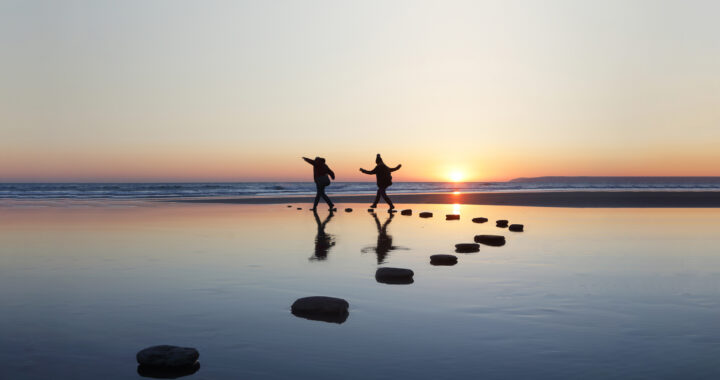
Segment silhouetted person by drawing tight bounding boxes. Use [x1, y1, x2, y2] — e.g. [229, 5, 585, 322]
[360, 154, 401, 210]
[303, 156, 335, 211]
[311, 210, 335, 261]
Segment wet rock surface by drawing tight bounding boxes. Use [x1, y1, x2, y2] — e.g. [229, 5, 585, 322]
[446, 214, 460, 220]
[136, 345, 199, 369]
[474, 235, 506, 246]
[401, 209, 412, 216]
[375, 267, 415, 284]
[472, 217, 488, 223]
[496, 220, 509, 227]
[419, 212, 433, 218]
[345, 208, 353, 212]
[509, 224, 524, 232]
[291, 296, 350, 324]
[455, 243, 480, 253]
[430, 254, 458, 265]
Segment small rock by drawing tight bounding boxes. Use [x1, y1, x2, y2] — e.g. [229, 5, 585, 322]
[401, 209, 412, 216]
[345, 208, 353, 212]
[297, 207, 302, 210]
[430, 254, 458, 266]
[419, 212, 433, 218]
[472, 217, 488, 223]
[136, 345, 199, 369]
[509, 224, 524, 232]
[287, 205, 292, 208]
[446, 214, 460, 220]
[291, 296, 349, 324]
[375, 267, 415, 284]
[455, 243, 480, 253]
[496, 220, 509, 228]
[474, 234, 506, 246]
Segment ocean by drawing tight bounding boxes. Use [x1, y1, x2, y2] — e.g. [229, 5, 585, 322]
[1, 177, 719, 199]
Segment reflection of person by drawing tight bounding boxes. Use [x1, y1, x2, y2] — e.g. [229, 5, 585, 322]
[302, 156, 335, 211]
[359, 154, 401, 210]
[361, 212, 399, 264]
[311, 210, 335, 261]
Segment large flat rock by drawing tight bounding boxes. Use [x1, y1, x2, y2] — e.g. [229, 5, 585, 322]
[375, 267, 415, 284]
[291, 296, 349, 323]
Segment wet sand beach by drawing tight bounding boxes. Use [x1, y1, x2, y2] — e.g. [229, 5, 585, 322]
[1, 200, 719, 379]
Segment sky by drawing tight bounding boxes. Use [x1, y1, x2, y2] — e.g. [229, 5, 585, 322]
[1, 0, 719, 182]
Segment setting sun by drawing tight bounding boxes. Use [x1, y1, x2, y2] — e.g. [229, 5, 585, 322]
[449, 171, 464, 182]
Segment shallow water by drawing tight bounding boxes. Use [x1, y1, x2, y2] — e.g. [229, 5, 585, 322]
[1, 201, 719, 379]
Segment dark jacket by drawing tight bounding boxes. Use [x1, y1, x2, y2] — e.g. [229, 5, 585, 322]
[361, 164, 400, 188]
[303, 157, 335, 184]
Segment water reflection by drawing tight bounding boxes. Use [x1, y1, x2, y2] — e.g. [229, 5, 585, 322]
[137, 362, 200, 378]
[311, 210, 335, 261]
[362, 212, 406, 264]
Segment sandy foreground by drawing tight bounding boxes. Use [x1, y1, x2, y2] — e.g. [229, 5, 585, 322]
[173, 191, 720, 207]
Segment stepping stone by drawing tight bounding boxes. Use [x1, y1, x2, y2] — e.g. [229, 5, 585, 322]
[401, 209, 412, 216]
[509, 224, 524, 232]
[297, 207, 302, 210]
[472, 217, 488, 223]
[291, 296, 349, 324]
[496, 220, 509, 228]
[136, 345, 199, 369]
[137, 362, 201, 378]
[455, 243, 480, 253]
[430, 254, 458, 266]
[419, 212, 433, 218]
[287, 205, 292, 208]
[345, 208, 353, 212]
[446, 214, 460, 220]
[375, 267, 414, 284]
[474, 234, 506, 246]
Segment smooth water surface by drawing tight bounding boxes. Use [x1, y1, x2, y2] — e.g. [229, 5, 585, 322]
[1, 201, 719, 379]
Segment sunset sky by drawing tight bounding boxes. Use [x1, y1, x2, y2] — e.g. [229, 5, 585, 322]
[1, 0, 719, 182]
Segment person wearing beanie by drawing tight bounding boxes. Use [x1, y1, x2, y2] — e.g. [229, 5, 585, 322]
[359, 154, 402, 210]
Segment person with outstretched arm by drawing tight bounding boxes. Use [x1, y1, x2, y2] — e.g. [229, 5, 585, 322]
[359, 154, 401, 210]
[302, 156, 336, 211]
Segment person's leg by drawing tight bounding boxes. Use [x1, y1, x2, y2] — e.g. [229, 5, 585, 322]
[371, 189, 381, 207]
[380, 187, 394, 209]
[313, 182, 321, 210]
[320, 184, 334, 208]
